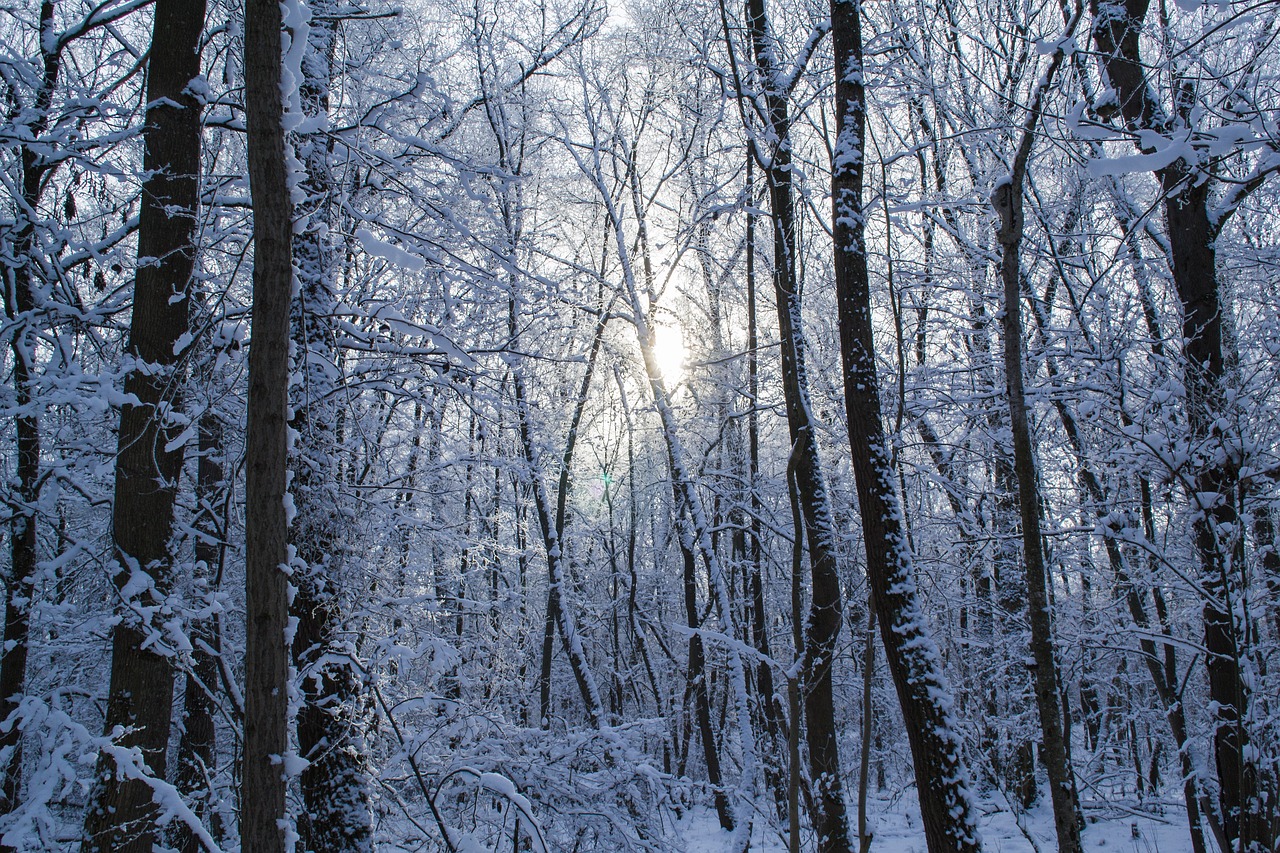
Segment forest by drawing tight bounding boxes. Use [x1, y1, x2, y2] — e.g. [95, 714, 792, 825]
[1, 0, 1278, 849]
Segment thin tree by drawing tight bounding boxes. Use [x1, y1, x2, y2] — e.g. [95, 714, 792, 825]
[830, 1, 982, 850]
[719, 1, 854, 846]
[174, 375, 226, 853]
[989, 11, 1084, 850]
[0, 0, 60, 823]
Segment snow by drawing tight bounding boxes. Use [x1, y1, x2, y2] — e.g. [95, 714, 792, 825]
[355, 228, 425, 271]
[670, 795, 1197, 852]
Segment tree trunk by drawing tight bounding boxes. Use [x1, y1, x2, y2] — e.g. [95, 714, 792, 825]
[241, 0, 294, 842]
[288, 13, 375, 849]
[830, 3, 981, 850]
[989, 26, 1084, 843]
[677, 494, 733, 830]
[1091, 2, 1278, 845]
[743, 156, 787, 818]
[740, 1, 853, 847]
[82, 0, 205, 846]
[0, 1, 63, 827]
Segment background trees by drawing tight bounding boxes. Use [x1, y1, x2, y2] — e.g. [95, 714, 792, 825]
[0, 0, 1277, 850]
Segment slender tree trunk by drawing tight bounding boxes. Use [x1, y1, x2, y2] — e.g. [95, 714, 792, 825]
[1091, 3, 1277, 845]
[787, 456, 805, 853]
[83, 0, 206, 846]
[858, 604, 876, 853]
[513, 367, 606, 730]
[830, 3, 981, 850]
[738, 2, 852, 847]
[677, 489, 733, 830]
[989, 24, 1083, 844]
[743, 157, 787, 817]
[0, 2, 63, 828]
[0, 234, 41, 840]
[175, 405, 225, 853]
[241, 0, 293, 841]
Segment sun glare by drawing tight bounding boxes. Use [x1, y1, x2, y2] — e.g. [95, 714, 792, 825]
[652, 322, 686, 386]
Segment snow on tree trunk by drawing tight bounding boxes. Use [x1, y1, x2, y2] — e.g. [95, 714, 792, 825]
[83, 0, 206, 846]
[830, 2, 982, 850]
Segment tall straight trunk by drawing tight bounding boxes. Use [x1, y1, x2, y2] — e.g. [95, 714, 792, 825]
[786, 459, 805, 853]
[744, 156, 786, 816]
[0, 186, 41, 845]
[0, 1, 62, 825]
[830, 3, 981, 850]
[857, 605, 876, 853]
[241, 0, 293, 842]
[989, 20, 1083, 848]
[1091, 2, 1278, 846]
[288, 13, 374, 849]
[740, 1, 852, 847]
[82, 0, 206, 846]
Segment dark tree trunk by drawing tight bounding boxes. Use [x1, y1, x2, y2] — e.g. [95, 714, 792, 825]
[0, 1, 63, 827]
[241, 0, 294, 842]
[0, 224, 41, 838]
[989, 24, 1084, 844]
[740, 1, 853, 847]
[82, 0, 206, 846]
[679, 499, 733, 830]
[1091, 2, 1277, 846]
[288, 14, 375, 850]
[743, 158, 787, 817]
[830, 2, 982, 850]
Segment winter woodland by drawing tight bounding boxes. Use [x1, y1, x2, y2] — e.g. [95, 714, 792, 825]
[1, 0, 1279, 849]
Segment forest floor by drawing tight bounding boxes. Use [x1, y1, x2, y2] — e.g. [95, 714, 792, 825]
[675, 793, 1190, 852]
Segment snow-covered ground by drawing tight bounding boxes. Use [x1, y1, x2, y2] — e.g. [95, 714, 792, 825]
[673, 795, 1192, 852]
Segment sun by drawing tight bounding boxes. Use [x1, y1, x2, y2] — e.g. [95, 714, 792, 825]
[652, 322, 686, 386]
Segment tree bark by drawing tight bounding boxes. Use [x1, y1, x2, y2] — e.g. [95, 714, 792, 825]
[242, 0, 293, 843]
[83, 0, 206, 845]
[744, 158, 788, 817]
[739, 1, 853, 847]
[1091, 2, 1278, 846]
[989, 24, 1084, 844]
[830, 2, 981, 850]
[288, 12, 375, 849]
[0, 1, 62, 827]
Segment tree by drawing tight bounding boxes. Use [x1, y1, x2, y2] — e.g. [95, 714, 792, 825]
[830, 1, 982, 849]
[287, 7, 375, 847]
[0, 0, 60, 823]
[722, 0, 855, 846]
[990, 10, 1084, 849]
[81, 0, 206, 846]
[1090, 0, 1280, 846]
[241, 0, 294, 842]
